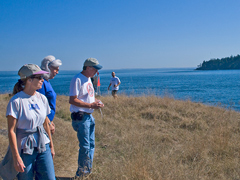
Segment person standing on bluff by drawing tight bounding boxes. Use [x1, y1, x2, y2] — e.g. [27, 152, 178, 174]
[69, 58, 104, 178]
[108, 72, 121, 98]
[37, 55, 62, 134]
[0, 64, 55, 180]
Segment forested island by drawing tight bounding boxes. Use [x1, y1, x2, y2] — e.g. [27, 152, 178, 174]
[196, 54, 240, 70]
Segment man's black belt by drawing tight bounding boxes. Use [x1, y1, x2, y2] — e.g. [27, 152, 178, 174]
[71, 111, 91, 121]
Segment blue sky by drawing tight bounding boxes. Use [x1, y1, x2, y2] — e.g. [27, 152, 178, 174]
[0, 0, 240, 71]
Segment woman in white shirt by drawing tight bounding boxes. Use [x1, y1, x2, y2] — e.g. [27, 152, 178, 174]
[0, 64, 55, 180]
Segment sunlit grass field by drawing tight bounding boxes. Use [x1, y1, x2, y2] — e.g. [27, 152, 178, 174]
[1, 94, 240, 179]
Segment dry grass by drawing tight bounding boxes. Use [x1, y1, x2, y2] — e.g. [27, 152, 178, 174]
[1, 94, 240, 179]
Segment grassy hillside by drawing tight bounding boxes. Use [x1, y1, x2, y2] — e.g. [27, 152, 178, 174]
[1, 94, 240, 179]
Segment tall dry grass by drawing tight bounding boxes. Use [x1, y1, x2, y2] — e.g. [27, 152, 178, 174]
[1, 94, 240, 179]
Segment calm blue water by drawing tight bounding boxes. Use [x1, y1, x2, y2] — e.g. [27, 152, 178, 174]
[1, 68, 240, 111]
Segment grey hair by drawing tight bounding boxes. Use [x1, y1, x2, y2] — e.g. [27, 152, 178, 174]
[40, 55, 62, 80]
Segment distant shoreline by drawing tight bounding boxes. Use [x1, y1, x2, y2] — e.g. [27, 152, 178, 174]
[196, 54, 240, 70]
[196, 68, 240, 71]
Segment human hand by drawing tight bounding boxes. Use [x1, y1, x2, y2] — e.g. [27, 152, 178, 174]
[91, 100, 104, 109]
[50, 122, 55, 134]
[14, 156, 25, 172]
[51, 146, 55, 159]
[97, 100, 104, 107]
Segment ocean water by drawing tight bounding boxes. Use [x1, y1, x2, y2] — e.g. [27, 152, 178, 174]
[1, 68, 240, 111]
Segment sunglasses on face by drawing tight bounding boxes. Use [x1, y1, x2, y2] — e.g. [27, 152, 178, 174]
[49, 66, 59, 71]
[30, 75, 44, 80]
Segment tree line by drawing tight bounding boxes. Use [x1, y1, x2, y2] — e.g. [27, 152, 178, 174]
[196, 54, 240, 70]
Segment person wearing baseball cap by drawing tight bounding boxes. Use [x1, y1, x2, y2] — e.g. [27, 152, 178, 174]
[69, 58, 104, 178]
[0, 64, 56, 180]
[83, 57, 102, 70]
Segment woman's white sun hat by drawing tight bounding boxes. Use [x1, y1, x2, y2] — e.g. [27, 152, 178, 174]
[40, 55, 62, 79]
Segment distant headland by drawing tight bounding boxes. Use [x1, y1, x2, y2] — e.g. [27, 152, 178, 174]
[196, 54, 240, 70]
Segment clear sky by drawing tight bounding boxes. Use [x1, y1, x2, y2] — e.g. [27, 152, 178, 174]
[0, 0, 240, 71]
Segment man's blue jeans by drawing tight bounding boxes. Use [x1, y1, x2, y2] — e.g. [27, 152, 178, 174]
[17, 143, 55, 180]
[72, 113, 95, 176]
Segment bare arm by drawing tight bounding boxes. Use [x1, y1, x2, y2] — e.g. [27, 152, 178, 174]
[7, 115, 26, 172]
[108, 83, 111, 90]
[43, 117, 55, 158]
[116, 81, 121, 87]
[46, 116, 55, 135]
[69, 95, 103, 109]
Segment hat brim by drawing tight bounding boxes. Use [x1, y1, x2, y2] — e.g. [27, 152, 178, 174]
[93, 64, 103, 70]
[33, 70, 49, 75]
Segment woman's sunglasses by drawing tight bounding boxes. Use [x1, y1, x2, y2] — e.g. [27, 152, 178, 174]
[30, 75, 44, 80]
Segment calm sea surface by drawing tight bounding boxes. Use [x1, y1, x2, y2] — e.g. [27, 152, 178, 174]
[1, 68, 240, 111]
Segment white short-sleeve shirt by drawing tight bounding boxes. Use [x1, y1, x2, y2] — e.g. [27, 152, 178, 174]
[69, 72, 95, 113]
[110, 76, 121, 90]
[6, 91, 51, 148]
